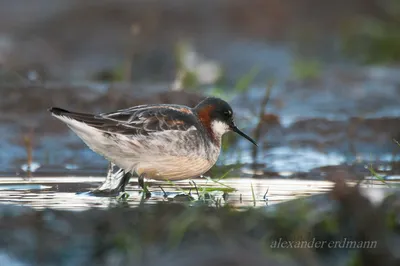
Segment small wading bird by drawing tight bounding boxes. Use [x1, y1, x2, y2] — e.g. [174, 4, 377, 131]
[49, 97, 257, 196]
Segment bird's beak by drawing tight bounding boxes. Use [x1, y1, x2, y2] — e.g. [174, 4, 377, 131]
[230, 123, 258, 146]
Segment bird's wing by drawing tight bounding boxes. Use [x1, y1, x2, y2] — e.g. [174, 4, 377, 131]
[50, 105, 199, 136]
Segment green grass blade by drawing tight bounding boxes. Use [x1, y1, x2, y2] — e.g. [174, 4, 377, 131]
[393, 138, 400, 147]
[205, 176, 236, 191]
[368, 164, 391, 188]
[251, 182, 256, 207]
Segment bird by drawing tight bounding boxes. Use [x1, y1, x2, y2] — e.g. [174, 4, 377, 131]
[49, 97, 257, 195]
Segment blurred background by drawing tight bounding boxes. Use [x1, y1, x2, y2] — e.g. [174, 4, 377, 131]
[1, 0, 400, 178]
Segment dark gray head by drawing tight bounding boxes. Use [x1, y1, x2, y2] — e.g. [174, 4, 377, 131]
[194, 97, 257, 146]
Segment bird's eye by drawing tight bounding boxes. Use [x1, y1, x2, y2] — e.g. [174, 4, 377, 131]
[224, 110, 232, 117]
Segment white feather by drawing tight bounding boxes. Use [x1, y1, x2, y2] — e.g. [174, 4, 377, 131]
[210, 120, 230, 138]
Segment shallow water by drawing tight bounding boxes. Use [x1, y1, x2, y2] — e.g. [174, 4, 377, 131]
[0, 176, 398, 211]
[0, 176, 329, 210]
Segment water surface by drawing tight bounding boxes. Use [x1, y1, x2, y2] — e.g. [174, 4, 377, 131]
[0, 176, 397, 211]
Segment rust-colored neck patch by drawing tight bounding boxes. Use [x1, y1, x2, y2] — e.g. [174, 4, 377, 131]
[196, 104, 219, 145]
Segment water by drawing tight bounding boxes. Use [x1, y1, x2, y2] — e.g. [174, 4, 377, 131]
[0, 176, 398, 211]
[0, 176, 329, 210]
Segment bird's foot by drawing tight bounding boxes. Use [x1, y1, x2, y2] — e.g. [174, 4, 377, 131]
[142, 186, 151, 199]
[138, 173, 151, 198]
[85, 188, 121, 197]
[76, 164, 132, 197]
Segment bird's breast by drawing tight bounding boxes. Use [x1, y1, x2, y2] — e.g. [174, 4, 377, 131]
[132, 130, 221, 180]
[136, 155, 215, 180]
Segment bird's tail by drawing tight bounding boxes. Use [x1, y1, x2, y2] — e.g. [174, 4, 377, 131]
[48, 107, 103, 126]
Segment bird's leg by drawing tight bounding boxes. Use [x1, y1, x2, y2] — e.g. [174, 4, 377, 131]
[116, 171, 133, 192]
[98, 162, 116, 189]
[138, 173, 151, 198]
[106, 161, 114, 179]
[138, 174, 145, 189]
[87, 163, 130, 196]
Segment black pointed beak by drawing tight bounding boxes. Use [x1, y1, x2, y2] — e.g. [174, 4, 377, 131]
[230, 123, 258, 146]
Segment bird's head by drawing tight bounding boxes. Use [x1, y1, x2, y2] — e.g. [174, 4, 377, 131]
[194, 97, 257, 146]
